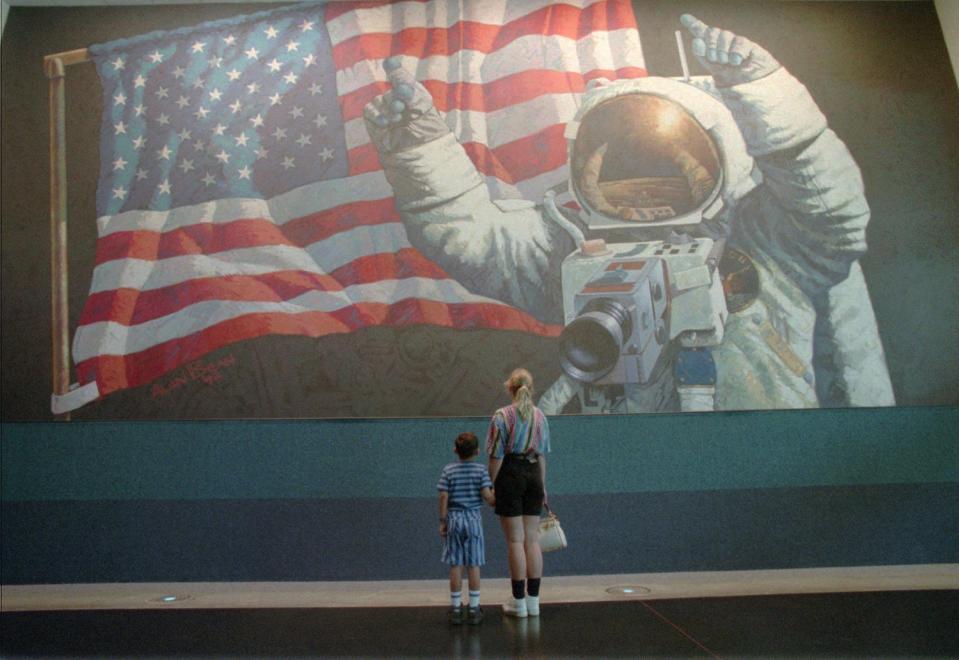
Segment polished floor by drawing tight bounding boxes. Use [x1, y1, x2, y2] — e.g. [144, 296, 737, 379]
[3, 590, 958, 658]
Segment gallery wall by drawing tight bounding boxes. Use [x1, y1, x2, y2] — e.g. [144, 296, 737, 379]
[1, 1, 958, 585]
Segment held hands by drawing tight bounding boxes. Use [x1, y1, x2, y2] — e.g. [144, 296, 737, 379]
[363, 57, 449, 154]
[680, 14, 780, 87]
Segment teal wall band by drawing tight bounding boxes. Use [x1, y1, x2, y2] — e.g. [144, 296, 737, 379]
[3, 406, 957, 502]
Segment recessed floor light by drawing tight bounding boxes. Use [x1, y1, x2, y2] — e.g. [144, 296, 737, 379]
[605, 585, 651, 595]
[150, 594, 191, 603]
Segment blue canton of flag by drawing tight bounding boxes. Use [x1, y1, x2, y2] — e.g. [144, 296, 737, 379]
[88, 3, 347, 217]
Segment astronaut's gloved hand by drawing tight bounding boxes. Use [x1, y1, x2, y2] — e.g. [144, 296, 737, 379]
[363, 57, 450, 154]
[680, 14, 781, 87]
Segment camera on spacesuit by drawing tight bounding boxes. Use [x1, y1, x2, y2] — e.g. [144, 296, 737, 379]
[554, 68, 731, 387]
[558, 235, 728, 386]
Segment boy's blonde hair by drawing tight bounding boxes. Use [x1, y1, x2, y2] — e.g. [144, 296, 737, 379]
[505, 368, 534, 421]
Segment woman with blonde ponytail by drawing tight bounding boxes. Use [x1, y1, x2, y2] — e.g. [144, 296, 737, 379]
[486, 368, 551, 618]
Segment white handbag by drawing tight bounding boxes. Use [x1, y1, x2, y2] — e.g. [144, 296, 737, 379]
[538, 505, 567, 553]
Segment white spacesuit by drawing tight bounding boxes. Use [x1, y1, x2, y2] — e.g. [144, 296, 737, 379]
[364, 14, 895, 412]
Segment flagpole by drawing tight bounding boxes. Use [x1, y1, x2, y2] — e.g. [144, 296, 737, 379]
[44, 49, 89, 420]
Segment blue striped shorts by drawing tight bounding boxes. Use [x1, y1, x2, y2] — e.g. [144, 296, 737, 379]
[442, 508, 485, 567]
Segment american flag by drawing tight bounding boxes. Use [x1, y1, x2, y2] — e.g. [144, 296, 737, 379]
[69, 0, 646, 410]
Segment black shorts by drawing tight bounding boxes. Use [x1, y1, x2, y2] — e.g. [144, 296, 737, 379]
[494, 454, 544, 517]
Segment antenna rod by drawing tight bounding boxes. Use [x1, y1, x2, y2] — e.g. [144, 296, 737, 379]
[675, 30, 690, 82]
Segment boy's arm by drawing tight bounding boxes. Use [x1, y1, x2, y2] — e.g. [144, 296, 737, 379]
[438, 491, 449, 537]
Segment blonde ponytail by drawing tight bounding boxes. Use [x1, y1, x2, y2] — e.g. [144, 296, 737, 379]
[505, 368, 534, 421]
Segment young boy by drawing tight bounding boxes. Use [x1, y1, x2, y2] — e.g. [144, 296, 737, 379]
[437, 432, 495, 624]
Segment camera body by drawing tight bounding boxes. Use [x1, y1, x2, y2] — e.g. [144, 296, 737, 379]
[559, 236, 727, 386]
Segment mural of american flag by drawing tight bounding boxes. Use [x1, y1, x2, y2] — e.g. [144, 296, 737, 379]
[68, 0, 646, 410]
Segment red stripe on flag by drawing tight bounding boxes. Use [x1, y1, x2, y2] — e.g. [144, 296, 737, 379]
[329, 247, 448, 284]
[281, 197, 399, 246]
[462, 124, 568, 186]
[348, 123, 569, 183]
[79, 301, 562, 393]
[79, 249, 449, 327]
[78, 271, 341, 327]
[330, 2, 636, 65]
[94, 199, 401, 266]
[338, 65, 648, 122]
[94, 219, 293, 265]
[347, 142, 384, 176]
[324, 0, 430, 23]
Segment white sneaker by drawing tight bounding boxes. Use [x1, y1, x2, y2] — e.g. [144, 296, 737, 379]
[503, 597, 528, 618]
[526, 595, 540, 616]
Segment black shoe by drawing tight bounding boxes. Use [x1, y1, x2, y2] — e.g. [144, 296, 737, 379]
[467, 606, 483, 625]
[448, 606, 464, 624]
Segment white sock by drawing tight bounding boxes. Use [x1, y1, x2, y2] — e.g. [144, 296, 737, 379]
[451, 591, 462, 608]
[469, 590, 480, 608]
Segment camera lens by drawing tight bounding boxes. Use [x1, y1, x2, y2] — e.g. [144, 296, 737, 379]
[559, 298, 632, 382]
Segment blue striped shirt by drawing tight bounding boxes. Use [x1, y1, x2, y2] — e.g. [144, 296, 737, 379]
[436, 461, 492, 511]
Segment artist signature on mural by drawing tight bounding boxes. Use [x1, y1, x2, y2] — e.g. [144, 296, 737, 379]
[151, 354, 237, 399]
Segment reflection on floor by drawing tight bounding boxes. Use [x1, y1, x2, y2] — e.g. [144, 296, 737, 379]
[2, 590, 958, 658]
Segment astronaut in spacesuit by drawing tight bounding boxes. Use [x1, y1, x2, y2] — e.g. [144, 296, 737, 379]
[363, 14, 895, 413]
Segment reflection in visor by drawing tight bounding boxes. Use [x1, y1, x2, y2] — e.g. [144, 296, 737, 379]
[572, 94, 722, 222]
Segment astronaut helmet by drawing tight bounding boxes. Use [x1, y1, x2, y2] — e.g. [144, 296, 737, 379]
[564, 76, 759, 233]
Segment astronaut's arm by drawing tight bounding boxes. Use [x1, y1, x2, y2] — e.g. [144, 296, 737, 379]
[720, 70, 870, 291]
[364, 60, 571, 321]
[682, 15, 870, 292]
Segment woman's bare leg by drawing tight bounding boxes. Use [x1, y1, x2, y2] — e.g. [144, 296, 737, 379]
[500, 515, 526, 580]
[522, 515, 543, 579]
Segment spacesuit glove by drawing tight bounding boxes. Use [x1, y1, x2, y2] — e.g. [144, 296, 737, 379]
[680, 14, 781, 87]
[363, 57, 451, 154]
